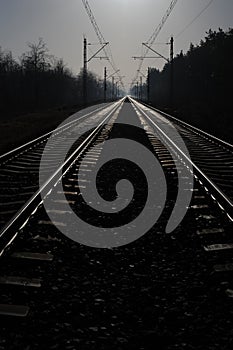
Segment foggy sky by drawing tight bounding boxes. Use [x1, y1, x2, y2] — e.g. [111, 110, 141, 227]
[0, 0, 232, 90]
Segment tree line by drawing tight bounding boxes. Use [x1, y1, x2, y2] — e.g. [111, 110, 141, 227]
[0, 38, 116, 117]
[133, 28, 233, 142]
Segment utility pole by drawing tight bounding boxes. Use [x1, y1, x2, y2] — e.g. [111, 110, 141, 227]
[140, 76, 142, 100]
[112, 76, 114, 100]
[82, 0, 125, 92]
[115, 81, 118, 99]
[133, 40, 173, 107]
[147, 67, 150, 103]
[130, 0, 178, 88]
[104, 67, 107, 102]
[170, 36, 174, 109]
[105, 69, 119, 101]
[136, 81, 139, 99]
[83, 36, 87, 106]
[82, 37, 109, 106]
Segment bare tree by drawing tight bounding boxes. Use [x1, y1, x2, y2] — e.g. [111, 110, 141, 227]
[21, 37, 51, 72]
[20, 38, 52, 108]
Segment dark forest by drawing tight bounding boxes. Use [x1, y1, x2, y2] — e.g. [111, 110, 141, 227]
[1, 29, 232, 143]
[143, 28, 233, 143]
[0, 38, 115, 118]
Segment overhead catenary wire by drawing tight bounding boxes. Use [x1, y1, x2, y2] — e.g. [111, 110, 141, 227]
[131, 0, 178, 89]
[82, 0, 125, 91]
[176, 0, 215, 39]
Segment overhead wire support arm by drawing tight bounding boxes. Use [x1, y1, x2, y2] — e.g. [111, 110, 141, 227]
[131, 0, 178, 88]
[82, 0, 125, 91]
[94, 57, 109, 60]
[132, 56, 164, 60]
[87, 42, 109, 62]
[142, 43, 169, 62]
[107, 69, 120, 80]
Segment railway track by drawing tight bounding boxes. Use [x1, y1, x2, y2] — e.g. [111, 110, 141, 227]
[131, 97, 233, 275]
[131, 98, 233, 215]
[0, 97, 233, 349]
[0, 100, 123, 251]
[0, 99, 124, 315]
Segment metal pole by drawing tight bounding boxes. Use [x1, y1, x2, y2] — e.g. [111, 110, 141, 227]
[140, 76, 142, 100]
[116, 82, 118, 98]
[104, 67, 107, 102]
[83, 37, 87, 106]
[147, 67, 150, 103]
[112, 76, 114, 100]
[170, 36, 174, 109]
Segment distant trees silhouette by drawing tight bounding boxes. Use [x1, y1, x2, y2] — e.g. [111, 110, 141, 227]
[0, 38, 116, 117]
[137, 28, 233, 142]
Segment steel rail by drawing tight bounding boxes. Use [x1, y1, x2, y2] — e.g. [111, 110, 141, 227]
[0, 102, 114, 163]
[0, 99, 124, 256]
[130, 97, 233, 220]
[139, 101, 233, 151]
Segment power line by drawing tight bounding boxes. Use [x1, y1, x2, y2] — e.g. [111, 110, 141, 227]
[131, 0, 178, 89]
[146, 0, 178, 46]
[176, 0, 215, 39]
[82, 0, 125, 91]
